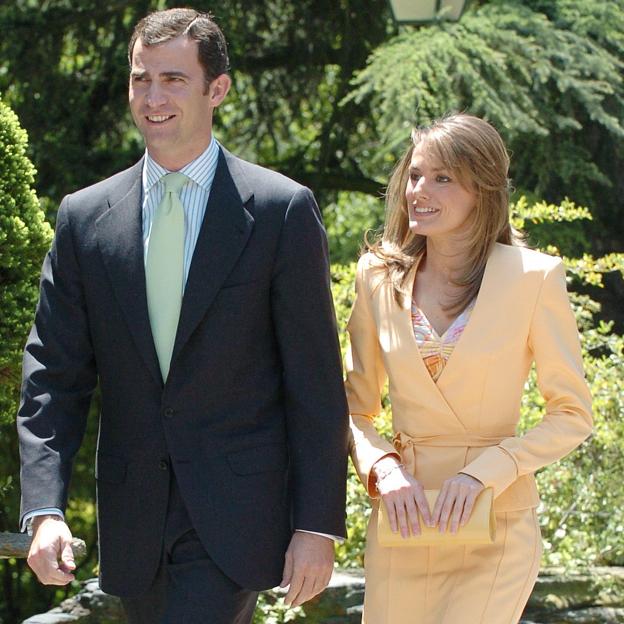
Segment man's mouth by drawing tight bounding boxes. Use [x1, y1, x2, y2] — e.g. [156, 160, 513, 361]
[146, 115, 175, 123]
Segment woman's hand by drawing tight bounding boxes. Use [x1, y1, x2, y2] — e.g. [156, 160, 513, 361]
[373, 457, 433, 538]
[432, 473, 485, 534]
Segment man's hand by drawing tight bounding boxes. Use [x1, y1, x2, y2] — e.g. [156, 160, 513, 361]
[280, 532, 334, 607]
[27, 515, 76, 585]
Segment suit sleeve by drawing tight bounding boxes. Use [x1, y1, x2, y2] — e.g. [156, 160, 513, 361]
[345, 256, 400, 497]
[270, 187, 349, 538]
[17, 196, 97, 525]
[461, 259, 593, 497]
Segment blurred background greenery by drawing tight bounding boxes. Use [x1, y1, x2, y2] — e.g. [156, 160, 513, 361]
[1, 0, 623, 622]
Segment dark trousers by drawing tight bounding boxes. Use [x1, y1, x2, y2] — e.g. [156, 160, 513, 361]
[121, 472, 259, 624]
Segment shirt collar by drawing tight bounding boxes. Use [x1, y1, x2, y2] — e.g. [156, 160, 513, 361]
[142, 137, 220, 196]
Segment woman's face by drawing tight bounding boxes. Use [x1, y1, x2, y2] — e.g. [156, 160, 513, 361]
[405, 144, 477, 241]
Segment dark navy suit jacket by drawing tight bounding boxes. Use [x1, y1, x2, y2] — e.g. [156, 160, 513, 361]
[18, 147, 349, 596]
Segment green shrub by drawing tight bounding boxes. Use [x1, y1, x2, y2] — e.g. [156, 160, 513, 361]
[0, 99, 54, 624]
[0, 99, 52, 425]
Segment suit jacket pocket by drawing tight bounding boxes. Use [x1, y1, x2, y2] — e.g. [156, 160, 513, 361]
[95, 455, 128, 484]
[227, 443, 288, 475]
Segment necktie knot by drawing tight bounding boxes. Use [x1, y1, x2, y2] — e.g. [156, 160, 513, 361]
[162, 172, 188, 196]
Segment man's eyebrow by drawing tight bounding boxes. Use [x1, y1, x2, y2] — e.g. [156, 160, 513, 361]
[160, 70, 190, 79]
[129, 70, 190, 79]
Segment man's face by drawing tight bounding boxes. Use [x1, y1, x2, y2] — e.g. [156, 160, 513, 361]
[129, 35, 230, 170]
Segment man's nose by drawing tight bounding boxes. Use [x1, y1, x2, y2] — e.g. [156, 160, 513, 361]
[145, 84, 167, 108]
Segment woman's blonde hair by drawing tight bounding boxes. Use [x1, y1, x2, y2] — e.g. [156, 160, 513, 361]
[368, 113, 523, 313]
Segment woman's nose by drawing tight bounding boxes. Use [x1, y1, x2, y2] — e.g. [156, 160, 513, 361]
[414, 176, 429, 197]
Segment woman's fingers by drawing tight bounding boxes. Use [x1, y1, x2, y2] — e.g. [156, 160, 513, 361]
[437, 482, 459, 533]
[460, 489, 479, 527]
[382, 497, 399, 534]
[379, 470, 429, 538]
[404, 496, 421, 536]
[448, 491, 467, 534]
[432, 481, 449, 525]
[434, 474, 485, 532]
[395, 499, 410, 538]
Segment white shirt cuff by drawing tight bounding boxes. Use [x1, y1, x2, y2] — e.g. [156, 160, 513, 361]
[295, 529, 344, 543]
[21, 508, 64, 533]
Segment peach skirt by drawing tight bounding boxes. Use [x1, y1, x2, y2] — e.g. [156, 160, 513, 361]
[362, 505, 542, 624]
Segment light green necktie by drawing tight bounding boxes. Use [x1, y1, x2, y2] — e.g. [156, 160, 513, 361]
[146, 172, 188, 381]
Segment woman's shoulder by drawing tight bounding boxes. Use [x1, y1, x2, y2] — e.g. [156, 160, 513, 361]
[357, 251, 386, 272]
[491, 242, 562, 275]
[356, 251, 392, 295]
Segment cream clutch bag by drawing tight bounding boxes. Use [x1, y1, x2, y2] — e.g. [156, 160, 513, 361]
[377, 488, 496, 547]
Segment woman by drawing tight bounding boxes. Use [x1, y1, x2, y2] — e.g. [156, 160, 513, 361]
[345, 114, 592, 624]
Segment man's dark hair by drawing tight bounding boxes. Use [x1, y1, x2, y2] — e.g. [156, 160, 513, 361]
[128, 8, 229, 85]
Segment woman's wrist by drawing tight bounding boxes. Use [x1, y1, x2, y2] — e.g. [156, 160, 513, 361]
[373, 457, 405, 483]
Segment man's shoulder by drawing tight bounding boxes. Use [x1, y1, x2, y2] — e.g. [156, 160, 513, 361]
[66, 159, 143, 209]
[221, 148, 307, 202]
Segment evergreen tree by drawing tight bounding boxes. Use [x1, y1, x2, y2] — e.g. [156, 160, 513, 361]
[0, 99, 53, 624]
[0, 99, 52, 425]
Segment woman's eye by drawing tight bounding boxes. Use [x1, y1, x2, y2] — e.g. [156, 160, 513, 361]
[437, 175, 451, 183]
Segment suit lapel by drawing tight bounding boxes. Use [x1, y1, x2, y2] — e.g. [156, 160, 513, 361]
[171, 149, 254, 365]
[95, 159, 163, 386]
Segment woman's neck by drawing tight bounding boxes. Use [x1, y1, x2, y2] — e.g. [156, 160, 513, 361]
[420, 237, 470, 283]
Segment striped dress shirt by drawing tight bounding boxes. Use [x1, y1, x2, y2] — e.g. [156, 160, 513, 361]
[142, 137, 220, 288]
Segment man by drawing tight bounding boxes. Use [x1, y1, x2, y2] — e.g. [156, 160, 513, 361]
[18, 8, 349, 623]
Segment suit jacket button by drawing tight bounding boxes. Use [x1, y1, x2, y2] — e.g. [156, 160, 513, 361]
[164, 407, 174, 419]
[159, 460, 169, 471]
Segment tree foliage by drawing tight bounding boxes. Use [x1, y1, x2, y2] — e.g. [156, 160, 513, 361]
[347, 0, 624, 254]
[0, 0, 391, 207]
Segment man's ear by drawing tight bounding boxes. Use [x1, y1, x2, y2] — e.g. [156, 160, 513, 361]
[207, 74, 232, 107]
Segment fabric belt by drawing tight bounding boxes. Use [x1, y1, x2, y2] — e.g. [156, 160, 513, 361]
[393, 430, 516, 475]
[393, 430, 516, 451]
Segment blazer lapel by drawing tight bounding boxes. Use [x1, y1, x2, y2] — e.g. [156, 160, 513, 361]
[95, 160, 163, 386]
[171, 149, 254, 365]
[434, 244, 503, 429]
[436, 245, 500, 387]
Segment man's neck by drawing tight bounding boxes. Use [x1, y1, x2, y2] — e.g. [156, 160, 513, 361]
[147, 136, 213, 171]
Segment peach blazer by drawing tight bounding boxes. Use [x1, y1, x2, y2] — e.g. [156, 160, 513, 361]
[346, 243, 593, 512]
